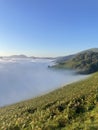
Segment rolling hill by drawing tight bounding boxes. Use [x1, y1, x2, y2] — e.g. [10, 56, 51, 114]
[55, 48, 98, 63]
[54, 48, 98, 74]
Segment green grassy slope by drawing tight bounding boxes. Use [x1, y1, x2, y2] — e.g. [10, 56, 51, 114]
[55, 51, 98, 74]
[0, 73, 98, 129]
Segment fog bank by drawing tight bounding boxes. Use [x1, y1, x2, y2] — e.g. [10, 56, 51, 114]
[0, 58, 88, 107]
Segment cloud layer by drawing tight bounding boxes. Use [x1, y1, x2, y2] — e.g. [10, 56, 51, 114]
[0, 58, 88, 107]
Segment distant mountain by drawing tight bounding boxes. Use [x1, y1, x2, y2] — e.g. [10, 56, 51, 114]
[54, 48, 98, 74]
[9, 54, 28, 58]
[30, 56, 55, 59]
[29, 56, 37, 59]
[3, 55, 55, 59]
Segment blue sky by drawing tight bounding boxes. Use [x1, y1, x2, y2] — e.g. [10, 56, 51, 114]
[0, 0, 98, 57]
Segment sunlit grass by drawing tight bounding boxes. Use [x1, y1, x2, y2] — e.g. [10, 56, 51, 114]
[0, 72, 98, 129]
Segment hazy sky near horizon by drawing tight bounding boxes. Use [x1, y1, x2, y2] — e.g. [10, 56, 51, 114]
[0, 0, 98, 57]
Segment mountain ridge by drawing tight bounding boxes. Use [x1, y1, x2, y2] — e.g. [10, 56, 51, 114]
[54, 48, 98, 74]
[55, 48, 98, 63]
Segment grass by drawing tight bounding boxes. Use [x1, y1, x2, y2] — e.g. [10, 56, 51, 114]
[0, 72, 98, 129]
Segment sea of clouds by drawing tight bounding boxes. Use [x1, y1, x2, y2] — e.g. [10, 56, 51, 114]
[0, 58, 88, 107]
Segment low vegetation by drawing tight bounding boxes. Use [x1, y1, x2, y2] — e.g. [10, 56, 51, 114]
[55, 51, 98, 74]
[0, 72, 98, 129]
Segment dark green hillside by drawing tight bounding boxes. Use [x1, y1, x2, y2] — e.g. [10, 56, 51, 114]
[55, 51, 98, 74]
[0, 73, 98, 129]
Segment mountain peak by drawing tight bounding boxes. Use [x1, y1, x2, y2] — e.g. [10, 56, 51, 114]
[9, 54, 28, 58]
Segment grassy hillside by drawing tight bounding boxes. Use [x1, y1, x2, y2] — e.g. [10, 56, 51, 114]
[0, 73, 98, 129]
[55, 51, 98, 74]
[55, 48, 98, 64]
